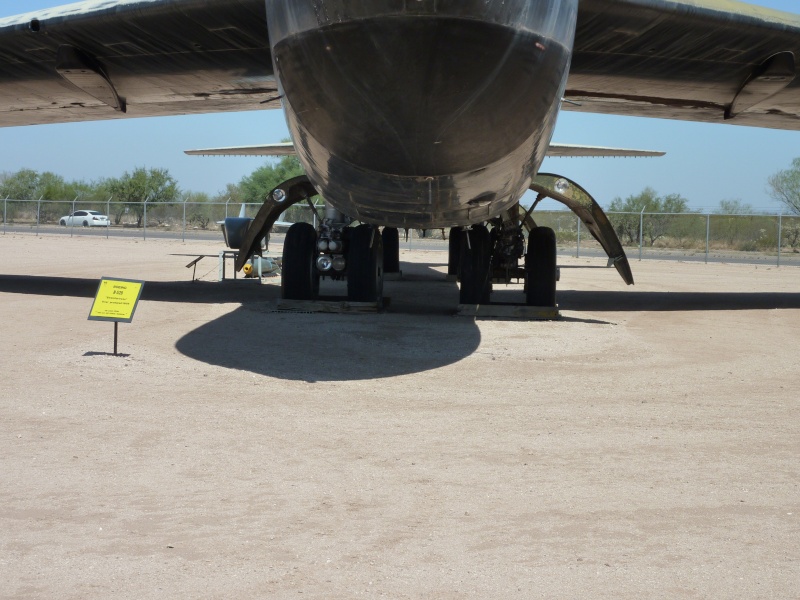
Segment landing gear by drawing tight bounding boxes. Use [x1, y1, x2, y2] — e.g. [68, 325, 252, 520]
[382, 227, 400, 274]
[454, 217, 557, 308]
[458, 224, 492, 304]
[281, 222, 319, 300]
[347, 224, 384, 302]
[525, 226, 557, 307]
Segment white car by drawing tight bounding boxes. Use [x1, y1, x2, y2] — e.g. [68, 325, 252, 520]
[59, 210, 110, 227]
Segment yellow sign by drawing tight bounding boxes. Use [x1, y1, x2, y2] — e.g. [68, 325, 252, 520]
[88, 277, 145, 323]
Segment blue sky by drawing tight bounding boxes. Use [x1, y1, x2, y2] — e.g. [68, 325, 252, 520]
[0, 0, 798, 213]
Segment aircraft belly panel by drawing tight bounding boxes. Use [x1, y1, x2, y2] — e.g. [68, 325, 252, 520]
[268, 0, 578, 229]
[284, 109, 544, 228]
[273, 18, 570, 177]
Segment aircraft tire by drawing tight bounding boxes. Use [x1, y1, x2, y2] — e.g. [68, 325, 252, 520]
[281, 222, 319, 300]
[448, 228, 464, 276]
[525, 226, 557, 307]
[458, 224, 492, 304]
[347, 224, 383, 303]
[382, 227, 400, 273]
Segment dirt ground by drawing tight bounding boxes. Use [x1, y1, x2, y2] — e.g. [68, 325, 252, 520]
[1, 233, 799, 599]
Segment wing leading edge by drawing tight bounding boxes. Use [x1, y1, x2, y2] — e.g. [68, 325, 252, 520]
[184, 142, 665, 158]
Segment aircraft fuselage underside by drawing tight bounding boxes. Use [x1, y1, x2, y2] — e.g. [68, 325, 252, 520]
[267, 0, 579, 229]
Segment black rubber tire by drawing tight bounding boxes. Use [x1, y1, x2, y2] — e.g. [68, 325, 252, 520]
[382, 227, 400, 274]
[60, 219, 66, 226]
[458, 224, 492, 304]
[82, 220, 89, 227]
[281, 222, 319, 300]
[347, 224, 384, 303]
[525, 226, 557, 307]
[448, 228, 464, 276]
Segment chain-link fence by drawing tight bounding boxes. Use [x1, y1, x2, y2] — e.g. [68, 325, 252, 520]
[0, 198, 321, 241]
[604, 211, 800, 266]
[3, 198, 799, 266]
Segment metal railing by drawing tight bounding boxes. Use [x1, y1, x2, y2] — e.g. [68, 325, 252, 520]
[3, 198, 799, 266]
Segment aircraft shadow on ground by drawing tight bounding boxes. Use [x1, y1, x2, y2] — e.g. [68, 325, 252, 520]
[0, 275, 270, 303]
[175, 307, 482, 382]
[6, 272, 800, 381]
[175, 263, 482, 382]
[557, 290, 800, 312]
[4, 274, 800, 314]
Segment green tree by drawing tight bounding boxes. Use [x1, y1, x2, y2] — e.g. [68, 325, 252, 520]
[0, 169, 40, 200]
[0, 168, 103, 201]
[239, 155, 305, 203]
[183, 191, 215, 229]
[106, 167, 179, 226]
[715, 199, 754, 214]
[783, 222, 800, 252]
[768, 157, 800, 215]
[213, 182, 245, 205]
[0, 169, 114, 223]
[608, 187, 691, 246]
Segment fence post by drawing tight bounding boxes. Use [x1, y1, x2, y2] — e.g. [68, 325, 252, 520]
[36, 196, 43, 236]
[777, 212, 782, 267]
[575, 215, 581, 258]
[106, 196, 111, 239]
[71, 197, 77, 237]
[143, 198, 149, 241]
[225, 198, 230, 219]
[639, 208, 645, 261]
[705, 213, 710, 264]
[3, 196, 7, 235]
[182, 198, 187, 242]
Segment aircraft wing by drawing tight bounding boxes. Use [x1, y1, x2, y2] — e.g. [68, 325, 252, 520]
[1, 0, 798, 133]
[0, 0, 276, 127]
[185, 142, 665, 158]
[568, 0, 800, 130]
[545, 144, 664, 157]
[185, 143, 296, 157]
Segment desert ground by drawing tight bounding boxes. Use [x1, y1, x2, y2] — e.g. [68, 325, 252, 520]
[1, 233, 798, 599]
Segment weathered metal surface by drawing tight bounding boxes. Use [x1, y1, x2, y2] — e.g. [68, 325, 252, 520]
[567, 0, 800, 130]
[530, 174, 634, 285]
[0, 0, 276, 126]
[234, 176, 319, 272]
[268, 0, 577, 228]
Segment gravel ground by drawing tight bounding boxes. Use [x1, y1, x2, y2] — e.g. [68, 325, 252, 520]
[1, 233, 799, 599]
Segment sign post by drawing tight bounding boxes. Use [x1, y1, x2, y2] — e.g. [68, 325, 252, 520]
[88, 277, 145, 355]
